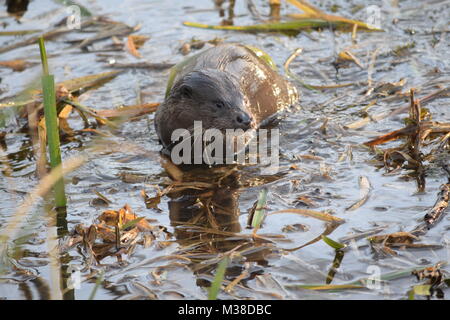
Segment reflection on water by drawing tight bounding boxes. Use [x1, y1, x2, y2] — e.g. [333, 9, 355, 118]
[214, 0, 235, 26]
[6, 0, 30, 19]
[166, 163, 275, 286]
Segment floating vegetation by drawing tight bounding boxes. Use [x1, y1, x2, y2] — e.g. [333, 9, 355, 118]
[184, 0, 382, 35]
[179, 37, 224, 55]
[359, 90, 450, 255]
[0, 59, 35, 72]
[365, 90, 450, 192]
[345, 176, 371, 211]
[410, 264, 450, 299]
[0, 30, 42, 36]
[321, 235, 346, 250]
[269, 208, 344, 224]
[286, 0, 382, 30]
[248, 188, 268, 230]
[62, 204, 167, 263]
[0, 70, 123, 110]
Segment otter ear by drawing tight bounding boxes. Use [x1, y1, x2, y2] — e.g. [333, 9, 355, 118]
[179, 85, 193, 99]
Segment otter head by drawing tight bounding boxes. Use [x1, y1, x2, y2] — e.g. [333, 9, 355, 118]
[155, 69, 255, 150]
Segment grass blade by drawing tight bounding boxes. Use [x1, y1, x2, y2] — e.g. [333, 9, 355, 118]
[88, 271, 104, 300]
[412, 284, 431, 296]
[38, 37, 66, 208]
[286, 0, 320, 15]
[322, 235, 346, 250]
[0, 30, 42, 36]
[208, 256, 229, 300]
[120, 217, 145, 231]
[251, 188, 269, 229]
[288, 284, 364, 291]
[286, 0, 383, 31]
[269, 208, 344, 224]
[183, 0, 383, 35]
[183, 20, 338, 35]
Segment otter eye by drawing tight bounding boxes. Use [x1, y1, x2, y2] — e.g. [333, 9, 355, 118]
[215, 101, 224, 109]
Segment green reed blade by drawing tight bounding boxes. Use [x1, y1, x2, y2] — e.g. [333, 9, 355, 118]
[252, 188, 268, 229]
[208, 256, 229, 300]
[39, 37, 66, 208]
[322, 235, 346, 250]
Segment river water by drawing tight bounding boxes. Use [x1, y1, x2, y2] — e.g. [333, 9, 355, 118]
[0, 0, 449, 300]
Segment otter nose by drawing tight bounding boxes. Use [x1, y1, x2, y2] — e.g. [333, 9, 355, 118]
[235, 112, 253, 127]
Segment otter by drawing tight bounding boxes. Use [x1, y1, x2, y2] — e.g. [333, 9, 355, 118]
[155, 43, 299, 156]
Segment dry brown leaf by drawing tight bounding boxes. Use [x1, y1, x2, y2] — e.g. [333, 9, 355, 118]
[269, 208, 344, 224]
[337, 50, 363, 69]
[126, 35, 149, 58]
[58, 104, 73, 119]
[98, 204, 152, 231]
[0, 59, 31, 71]
[369, 231, 419, 245]
[94, 102, 159, 119]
